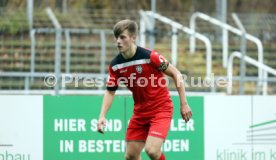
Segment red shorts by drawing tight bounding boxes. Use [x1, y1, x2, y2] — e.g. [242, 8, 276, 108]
[126, 110, 173, 141]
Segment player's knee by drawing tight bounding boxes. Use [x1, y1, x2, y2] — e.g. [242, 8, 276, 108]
[125, 152, 138, 160]
[145, 147, 160, 159]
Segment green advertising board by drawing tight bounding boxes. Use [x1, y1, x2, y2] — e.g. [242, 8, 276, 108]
[43, 96, 203, 160]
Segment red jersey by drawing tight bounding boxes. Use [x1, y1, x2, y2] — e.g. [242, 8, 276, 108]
[107, 46, 173, 117]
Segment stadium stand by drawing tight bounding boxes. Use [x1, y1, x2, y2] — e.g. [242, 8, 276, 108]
[0, 8, 275, 94]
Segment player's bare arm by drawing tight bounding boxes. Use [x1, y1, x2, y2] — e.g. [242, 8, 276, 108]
[97, 90, 115, 134]
[164, 64, 192, 123]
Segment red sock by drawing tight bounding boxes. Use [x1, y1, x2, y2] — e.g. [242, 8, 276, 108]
[159, 152, 166, 160]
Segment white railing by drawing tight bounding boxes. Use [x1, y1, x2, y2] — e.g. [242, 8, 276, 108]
[0, 72, 108, 95]
[29, 28, 113, 95]
[45, 7, 62, 93]
[227, 52, 276, 95]
[190, 12, 264, 93]
[45, 7, 62, 29]
[140, 10, 212, 78]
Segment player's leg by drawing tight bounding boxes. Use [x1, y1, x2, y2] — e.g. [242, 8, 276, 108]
[125, 116, 150, 160]
[145, 136, 165, 160]
[145, 110, 172, 160]
[125, 141, 145, 160]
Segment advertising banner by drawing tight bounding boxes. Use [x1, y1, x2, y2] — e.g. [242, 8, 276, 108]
[43, 96, 127, 160]
[0, 95, 43, 160]
[1, 95, 275, 160]
[43, 96, 204, 160]
[204, 96, 276, 160]
[251, 96, 276, 160]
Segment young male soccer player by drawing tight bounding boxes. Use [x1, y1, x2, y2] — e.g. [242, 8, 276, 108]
[97, 19, 192, 160]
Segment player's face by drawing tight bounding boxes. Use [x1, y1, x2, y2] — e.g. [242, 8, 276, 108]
[115, 30, 135, 53]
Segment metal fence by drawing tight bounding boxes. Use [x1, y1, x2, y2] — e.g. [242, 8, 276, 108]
[0, 27, 116, 94]
[1, 8, 276, 95]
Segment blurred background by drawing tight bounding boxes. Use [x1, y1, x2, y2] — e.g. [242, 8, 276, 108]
[0, 0, 276, 95]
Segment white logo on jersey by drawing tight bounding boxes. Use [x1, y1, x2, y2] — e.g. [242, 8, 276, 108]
[136, 65, 143, 74]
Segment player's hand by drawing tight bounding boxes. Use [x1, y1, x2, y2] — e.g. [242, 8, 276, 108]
[97, 117, 106, 134]
[180, 103, 192, 123]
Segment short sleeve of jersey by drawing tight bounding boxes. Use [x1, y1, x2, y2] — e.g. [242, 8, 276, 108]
[106, 65, 119, 91]
[150, 51, 169, 72]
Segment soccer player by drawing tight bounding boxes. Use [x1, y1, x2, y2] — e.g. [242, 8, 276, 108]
[97, 19, 192, 160]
